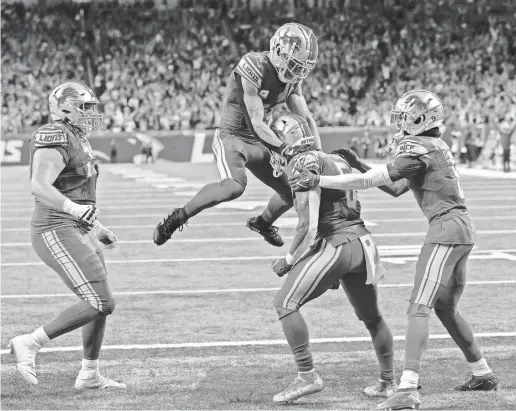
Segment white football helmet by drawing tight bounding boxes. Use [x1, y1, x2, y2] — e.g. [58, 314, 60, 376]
[271, 114, 315, 147]
[49, 82, 102, 131]
[269, 23, 318, 84]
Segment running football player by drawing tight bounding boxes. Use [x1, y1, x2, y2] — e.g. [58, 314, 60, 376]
[269, 114, 397, 403]
[289, 90, 498, 409]
[8, 82, 125, 390]
[153, 23, 320, 247]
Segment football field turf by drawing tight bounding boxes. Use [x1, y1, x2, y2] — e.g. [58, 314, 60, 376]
[1, 162, 515, 410]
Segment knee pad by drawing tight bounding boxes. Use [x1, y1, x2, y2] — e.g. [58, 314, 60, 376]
[100, 297, 116, 315]
[219, 178, 245, 201]
[274, 305, 297, 320]
[361, 314, 383, 330]
[407, 302, 432, 318]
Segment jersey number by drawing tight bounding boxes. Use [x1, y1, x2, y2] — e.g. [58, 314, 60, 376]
[334, 156, 358, 209]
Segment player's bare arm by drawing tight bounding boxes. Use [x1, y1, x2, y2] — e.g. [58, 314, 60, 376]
[240, 76, 287, 151]
[31, 147, 99, 225]
[287, 85, 322, 149]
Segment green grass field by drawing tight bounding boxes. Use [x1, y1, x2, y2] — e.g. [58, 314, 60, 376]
[1, 162, 515, 410]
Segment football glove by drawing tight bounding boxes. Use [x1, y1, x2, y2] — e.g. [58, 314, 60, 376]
[62, 199, 99, 226]
[329, 281, 340, 290]
[332, 148, 362, 169]
[272, 257, 293, 277]
[288, 169, 321, 192]
[92, 221, 118, 249]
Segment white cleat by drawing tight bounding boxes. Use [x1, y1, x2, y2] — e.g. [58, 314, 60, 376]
[8, 334, 40, 386]
[75, 375, 127, 390]
[273, 373, 324, 403]
[364, 379, 398, 398]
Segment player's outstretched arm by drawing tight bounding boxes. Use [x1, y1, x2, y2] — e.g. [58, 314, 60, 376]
[287, 85, 322, 149]
[31, 149, 99, 226]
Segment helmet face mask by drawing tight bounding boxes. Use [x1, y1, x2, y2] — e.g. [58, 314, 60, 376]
[49, 82, 103, 132]
[270, 23, 318, 84]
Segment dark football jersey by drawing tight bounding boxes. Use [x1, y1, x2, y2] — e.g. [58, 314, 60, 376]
[389, 135, 475, 244]
[287, 150, 370, 247]
[219, 51, 301, 141]
[30, 121, 98, 233]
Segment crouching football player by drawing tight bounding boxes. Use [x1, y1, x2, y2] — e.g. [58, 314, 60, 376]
[269, 115, 398, 403]
[8, 82, 125, 390]
[290, 90, 498, 410]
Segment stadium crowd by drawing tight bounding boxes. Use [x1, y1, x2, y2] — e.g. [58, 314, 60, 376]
[2, 0, 515, 148]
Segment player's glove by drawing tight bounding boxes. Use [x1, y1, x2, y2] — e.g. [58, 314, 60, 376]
[288, 169, 320, 192]
[92, 221, 118, 249]
[62, 199, 99, 226]
[272, 257, 293, 277]
[329, 281, 340, 290]
[331, 148, 362, 169]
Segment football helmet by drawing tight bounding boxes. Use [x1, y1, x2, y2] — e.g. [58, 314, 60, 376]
[49, 82, 102, 131]
[390, 89, 444, 136]
[270, 23, 318, 84]
[271, 114, 314, 147]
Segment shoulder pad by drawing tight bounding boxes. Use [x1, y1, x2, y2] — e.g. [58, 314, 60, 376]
[33, 124, 69, 148]
[396, 136, 431, 158]
[235, 52, 265, 89]
[289, 151, 321, 177]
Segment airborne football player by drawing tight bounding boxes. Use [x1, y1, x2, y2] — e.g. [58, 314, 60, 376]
[289, 90, 498, 410]
[268, 114, 398, 403]
[8, 82, 125, 390]
[153, 23, 321, 247]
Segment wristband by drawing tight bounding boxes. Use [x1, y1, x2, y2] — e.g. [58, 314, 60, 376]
[92, 220, 104, 234]
[285, 253, 294, 265]
[62, 198, 78, 216]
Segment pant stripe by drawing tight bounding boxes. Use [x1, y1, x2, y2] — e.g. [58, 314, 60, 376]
[298, 244, 342, 306]
[415, 244, 453, 306]
[213, 130, 232, 179]
[282, 241, 328, 309]
[44, 230, 102, 311]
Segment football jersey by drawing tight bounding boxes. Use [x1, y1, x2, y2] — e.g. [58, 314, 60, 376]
[287, 150, 370, 247]
[389, 135, 475, 244]
[30, 121, 98, 233]
[219, 51, 301, 141]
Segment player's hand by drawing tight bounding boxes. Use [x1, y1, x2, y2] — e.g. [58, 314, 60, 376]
[288, 169, 320, 192]
[329, 281, 340, 290]
[332, 148, 362, 169]
[272, 257, 293, 277]
[92, 222, 118, 249]
[62, 199, 99, 226]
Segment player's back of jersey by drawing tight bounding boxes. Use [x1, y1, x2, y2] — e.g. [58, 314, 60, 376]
[219, 51, 301, 141]
[30, 121, 98, 233]
[289, 151, 369, 246]
[397, 135, 467, 224]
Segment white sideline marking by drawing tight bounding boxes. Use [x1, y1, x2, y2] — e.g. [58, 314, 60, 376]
[2, 249, 514, 267]
[2, 280, 515, 300]
[1, 332, 514, 355]
[2, 230, 515, 247]
[4, 215, 516, 232]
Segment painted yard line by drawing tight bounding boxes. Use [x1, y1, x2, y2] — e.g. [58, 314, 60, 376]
[1, 332, 514, 355]
[2, 230, 515, 247]
[4, 215, 516, 232]
[2, 205, 515, 221]
[3, 250, 515, 267]
[3, 280, 515, 300]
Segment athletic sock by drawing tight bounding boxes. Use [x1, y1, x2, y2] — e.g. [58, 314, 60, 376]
[298, 369, 316, 381]
[31, 326, 50, 347]
[404, 314, 430, 374]
[261, 193, 292, 224]
[280, 311, 313, 373]
[79, 358, 100, 379]
[399, 370, 419, 390]
[469, 358, 493, 377]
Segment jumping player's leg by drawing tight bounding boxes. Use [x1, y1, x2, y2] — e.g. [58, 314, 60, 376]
[433, 247, 497, 390]
[180, 130, 248, 220]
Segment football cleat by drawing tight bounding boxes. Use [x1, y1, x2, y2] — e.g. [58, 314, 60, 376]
[273, 373, 324, 403]
[153, 208, 187, 246]
[454, 373, 498, 391]
[75, 374, 127, 390]
[246, 217, 284, 247]
[364, 379, 398, 398]
[8, 334, 41, 385]
[377, 389, 421, 410]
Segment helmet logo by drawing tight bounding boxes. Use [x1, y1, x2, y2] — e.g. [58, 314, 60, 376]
[57, 86, 80, 105]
